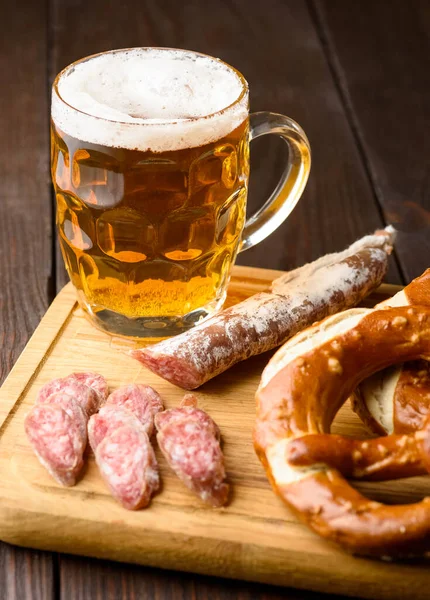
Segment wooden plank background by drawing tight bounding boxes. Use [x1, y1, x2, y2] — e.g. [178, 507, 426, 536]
[1, 0, 428, 598]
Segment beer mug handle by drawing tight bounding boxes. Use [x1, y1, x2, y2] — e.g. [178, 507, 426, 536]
[240, 112, 311, 252]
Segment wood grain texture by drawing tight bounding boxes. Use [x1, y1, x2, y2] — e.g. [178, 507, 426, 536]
[313, 0, 430, 281]
[0, 4, 52, 377]
[0, 266, 428, 600]
[59, 553, 348, 600]
[0, 2, 55, 598]
[0, 546, 54, 600]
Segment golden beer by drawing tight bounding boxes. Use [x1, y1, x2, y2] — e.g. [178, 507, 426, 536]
[51, 48, 311, 337]
[51, 120, 248, 330]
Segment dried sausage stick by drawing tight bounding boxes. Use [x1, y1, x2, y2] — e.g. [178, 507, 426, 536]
[132, 227, 395, 389]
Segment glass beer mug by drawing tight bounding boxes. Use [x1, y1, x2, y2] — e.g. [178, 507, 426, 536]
[51, 48, 310, 337]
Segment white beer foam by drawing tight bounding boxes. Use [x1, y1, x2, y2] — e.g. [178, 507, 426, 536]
[52, 48, 248, 152]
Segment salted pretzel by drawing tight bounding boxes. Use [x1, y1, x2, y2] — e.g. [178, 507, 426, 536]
[353, 269, 430, 441]
[286, 269, 430, 482]
[254, 300, 430, 556]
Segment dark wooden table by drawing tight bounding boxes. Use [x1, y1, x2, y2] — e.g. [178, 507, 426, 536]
[1, 0, 429, 598]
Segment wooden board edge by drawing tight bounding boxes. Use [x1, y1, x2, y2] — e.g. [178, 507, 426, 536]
[0, 502, 428, 600]
[231, 264, 286, 281]
[0, 284, 77, 430]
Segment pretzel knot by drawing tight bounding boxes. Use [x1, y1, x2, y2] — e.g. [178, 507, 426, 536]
[254, 305, 430, 557]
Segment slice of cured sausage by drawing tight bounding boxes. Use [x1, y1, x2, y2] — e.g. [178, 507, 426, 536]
[88, 384, 163, 509]
[25, 373, 108, 486]
[38, 391, 88, 441]
[37, 373, 107, 417]
[105, 384, 163, 435]
[88, 405, 143, 451]
[132, 227, 395, 389]
[95, 425, 159, 510]
[155, 395, 228, 507]
[25, 398, 86, 486]
[67, 372, 109, 406]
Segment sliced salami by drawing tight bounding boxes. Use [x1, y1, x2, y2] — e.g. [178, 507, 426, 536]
[38, 391, 87, 441]
[26, 372, 107, 486]
[155, 395, 228, 507]
[69, 372, 109, 405]
[37, 378, 98, 417]
[155, 395, 218, 437]
[88, 405, 144, 451]
[94, 424, 159, 510]
[87, 384, 163, 509]
[132, 228, 395, 389]
[105, 384, 163, 435]
[24, 403, 86, 486]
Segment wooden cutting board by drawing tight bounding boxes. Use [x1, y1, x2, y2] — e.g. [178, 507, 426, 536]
[0, 265, 429, 600]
